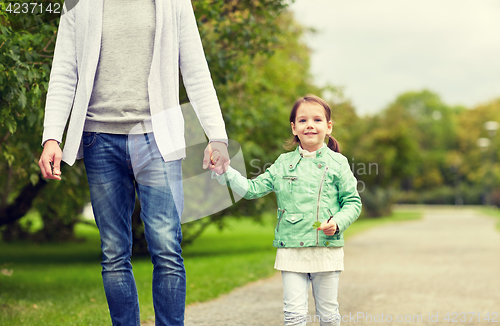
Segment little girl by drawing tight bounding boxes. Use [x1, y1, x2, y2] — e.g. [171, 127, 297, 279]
[212, 94, 362, 326]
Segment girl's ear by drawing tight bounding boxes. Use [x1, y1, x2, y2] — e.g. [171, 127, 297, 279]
[327, 120, 333, 133]
[291, 122, 297, 135]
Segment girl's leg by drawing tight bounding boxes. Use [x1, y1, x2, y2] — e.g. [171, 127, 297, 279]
[282, 271, 310, 326]
[311, 271, 341, 326]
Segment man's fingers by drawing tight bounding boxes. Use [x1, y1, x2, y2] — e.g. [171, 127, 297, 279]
[52, 156, 62, 176]
[40, 158, 60, 180]
[203, 144, 212, 169]
[202, 155, 210, 169]
[39, 140, 62, 180]
[38, 158, 50, 179]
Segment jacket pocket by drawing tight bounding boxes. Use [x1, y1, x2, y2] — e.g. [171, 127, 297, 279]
[285, 213, 304, 224]
[282, 175, 298, 193]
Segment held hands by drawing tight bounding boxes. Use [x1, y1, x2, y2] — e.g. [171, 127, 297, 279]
[317, 219, 337, 236]
[38, 140, 62, 180]
[202, 141, 230, 175]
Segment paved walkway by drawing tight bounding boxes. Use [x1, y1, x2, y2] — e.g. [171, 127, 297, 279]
[183, 207, 500, 325]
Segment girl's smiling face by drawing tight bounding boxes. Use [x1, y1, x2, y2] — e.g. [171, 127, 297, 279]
[291, 102, 333, 152]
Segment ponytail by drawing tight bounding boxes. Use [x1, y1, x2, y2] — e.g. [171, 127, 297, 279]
[326, 134, 340, 153]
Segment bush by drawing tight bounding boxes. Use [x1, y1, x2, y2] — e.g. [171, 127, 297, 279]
[359, 187, 394, 218]
[395, 185, 484, 205]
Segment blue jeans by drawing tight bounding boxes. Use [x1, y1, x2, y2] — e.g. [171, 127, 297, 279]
[282, 271, 341, 326]
[83, 132, 186, 326]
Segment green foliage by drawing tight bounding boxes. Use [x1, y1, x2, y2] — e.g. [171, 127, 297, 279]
[1, 0, 315, 243]
[359, 187, 394, 218]
[351, 90, 500, 214]
[181, 4, 325, 243]
[0, 3, 89, 240]
[395, 185, 483, 206]
[339, 90, 500, 216]
[456, 99, 500, 186]
[193, 0, 290, 84]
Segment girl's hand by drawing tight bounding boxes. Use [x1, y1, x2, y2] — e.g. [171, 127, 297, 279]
[317, 219, 337, 236]
[203, 141, 230, 174]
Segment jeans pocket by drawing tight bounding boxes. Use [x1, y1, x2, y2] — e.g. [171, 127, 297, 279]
[82, 132, 97, 148]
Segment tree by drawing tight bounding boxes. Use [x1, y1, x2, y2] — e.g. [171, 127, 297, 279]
[455, 98, 500, 205]
[1, 1, 90, 241]
[350, 89, 500, 210]
[2, 0, 329, 247]
[138, 4, 325, 251]
[180, 6, 327, 248]
[342, 90, 462, 216]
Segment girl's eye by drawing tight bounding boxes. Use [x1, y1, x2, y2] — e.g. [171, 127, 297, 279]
[299, 119, 306, 123]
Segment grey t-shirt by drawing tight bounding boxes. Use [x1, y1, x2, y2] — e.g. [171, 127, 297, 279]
[84, 0, 155, 134]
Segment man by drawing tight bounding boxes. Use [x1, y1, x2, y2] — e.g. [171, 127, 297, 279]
[38, 0, 229, 325]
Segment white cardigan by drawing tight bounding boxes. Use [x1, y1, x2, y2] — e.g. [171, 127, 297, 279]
[43, 0, 228, 165]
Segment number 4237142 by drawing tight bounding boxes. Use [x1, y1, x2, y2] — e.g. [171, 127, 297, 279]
[3, 2, 62, 14]
[442, 312, 498, 323]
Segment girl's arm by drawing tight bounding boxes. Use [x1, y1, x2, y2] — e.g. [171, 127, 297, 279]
[330, 156, 362, 234]
[212, 159, 280, 200]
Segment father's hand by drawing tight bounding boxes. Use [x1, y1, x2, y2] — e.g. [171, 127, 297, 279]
[38, 140, 62, 180]
[203, 141, 230, 174]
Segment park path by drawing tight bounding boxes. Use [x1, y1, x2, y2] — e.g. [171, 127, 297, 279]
[181, 206, 500, 325]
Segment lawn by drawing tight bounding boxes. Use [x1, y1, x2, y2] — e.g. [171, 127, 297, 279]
[480, 206, 500, 231]
[0, 210, 421, 325]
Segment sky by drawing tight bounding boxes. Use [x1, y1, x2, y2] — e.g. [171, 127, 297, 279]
[289, 0, 500, 116]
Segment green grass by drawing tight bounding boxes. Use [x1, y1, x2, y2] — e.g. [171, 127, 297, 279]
[344, 210, 422, 239]
[0, 210, 421, 325]
[479, 206, 500, 231]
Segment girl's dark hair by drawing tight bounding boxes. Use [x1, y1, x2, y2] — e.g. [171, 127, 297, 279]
[284, 94, 340, 153]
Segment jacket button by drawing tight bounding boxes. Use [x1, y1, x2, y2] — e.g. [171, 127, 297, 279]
[289, 164, 293, 169]
[325, 241, 330, 246]
[291, 216, 295, 221]
[300, 242, 304, 246]
[280, 241, 285, 247]
[318, 163, 322, 168]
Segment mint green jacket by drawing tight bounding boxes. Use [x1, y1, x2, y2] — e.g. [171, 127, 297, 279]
[217, 146, 362, 248]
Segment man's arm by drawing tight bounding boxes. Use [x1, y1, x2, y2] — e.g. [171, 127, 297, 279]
[39, 5, 78, 179]
[178, 0, 230, 172]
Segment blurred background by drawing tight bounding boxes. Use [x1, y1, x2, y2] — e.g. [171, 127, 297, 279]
[1, 1, 500, 323]
[1, 0, 499, 243]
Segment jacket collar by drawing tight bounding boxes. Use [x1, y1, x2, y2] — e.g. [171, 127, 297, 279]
[288, 144, 327, 171]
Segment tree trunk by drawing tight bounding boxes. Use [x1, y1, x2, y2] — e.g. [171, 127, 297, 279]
[0, 179, 47, 227]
